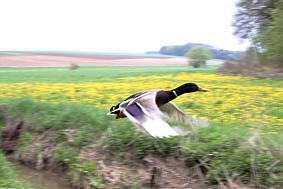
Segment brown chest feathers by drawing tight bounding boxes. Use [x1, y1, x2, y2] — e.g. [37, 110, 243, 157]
[155, 90, 176, 107]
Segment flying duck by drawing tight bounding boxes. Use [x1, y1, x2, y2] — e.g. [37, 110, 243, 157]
[108, 83, 210, 138]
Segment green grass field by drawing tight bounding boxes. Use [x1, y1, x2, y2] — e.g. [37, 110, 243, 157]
[0, 65, 220, 83]
[0, 65, 282, 188]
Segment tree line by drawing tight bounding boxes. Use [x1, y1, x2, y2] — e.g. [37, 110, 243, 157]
[233, 0, 283, 67]
[159, 43, 244, 61]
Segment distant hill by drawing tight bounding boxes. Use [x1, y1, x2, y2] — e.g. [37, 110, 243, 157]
[155, 43, 244, 60]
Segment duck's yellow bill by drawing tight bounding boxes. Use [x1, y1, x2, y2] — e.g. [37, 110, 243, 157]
[198, 87, 210, 92]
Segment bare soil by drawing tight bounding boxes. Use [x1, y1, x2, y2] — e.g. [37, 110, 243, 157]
[0, 120, 24, 154]
[0, 52, 223, 67]
[0, 119, 206, 189]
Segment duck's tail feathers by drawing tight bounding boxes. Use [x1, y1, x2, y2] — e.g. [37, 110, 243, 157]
[107, 103, 122, 115]
[107, 108, 121, 115]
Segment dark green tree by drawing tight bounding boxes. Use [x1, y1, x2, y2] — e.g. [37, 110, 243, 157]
[232, 0, 278, 40]
[233, 0, 283, 66]
[185, 46, 212, 68]
[261, 0, 283, 65]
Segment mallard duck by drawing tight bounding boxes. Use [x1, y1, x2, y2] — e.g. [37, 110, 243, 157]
[108, 83, 210, 138]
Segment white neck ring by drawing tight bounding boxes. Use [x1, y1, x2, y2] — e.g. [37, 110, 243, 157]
[172, 90, 178, 97]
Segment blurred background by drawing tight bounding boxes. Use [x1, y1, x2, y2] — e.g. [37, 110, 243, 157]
[0, 0, 282, 189]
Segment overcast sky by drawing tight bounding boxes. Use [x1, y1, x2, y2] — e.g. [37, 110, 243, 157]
[0, 0, 249, 53]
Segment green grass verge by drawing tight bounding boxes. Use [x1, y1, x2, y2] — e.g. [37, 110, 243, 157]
[4, 98, 111, 134]
[1, 98, 281, 187]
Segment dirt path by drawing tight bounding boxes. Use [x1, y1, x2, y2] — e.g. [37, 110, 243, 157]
[0, 52, 223, 67]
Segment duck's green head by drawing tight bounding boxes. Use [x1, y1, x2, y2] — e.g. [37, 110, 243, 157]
[173, 83, 210, 96]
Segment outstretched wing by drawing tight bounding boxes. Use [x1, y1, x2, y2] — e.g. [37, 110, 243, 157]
[160, 102, 210, 131]
[159, 102, 189, 123]
[123, 97, 179, 138]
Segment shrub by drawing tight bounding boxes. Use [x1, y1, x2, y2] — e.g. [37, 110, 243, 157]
[185, 46, 212, 68]
[69, 63, 80, 70]
[189, 60, 204, 68]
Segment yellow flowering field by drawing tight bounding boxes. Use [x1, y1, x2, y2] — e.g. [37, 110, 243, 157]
[0, 73, 282, 134]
